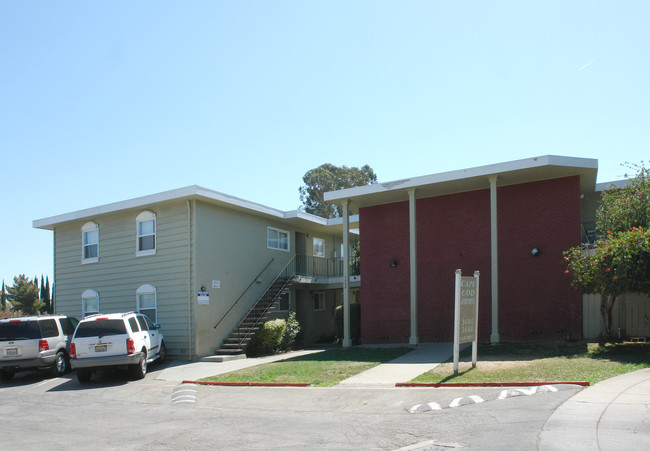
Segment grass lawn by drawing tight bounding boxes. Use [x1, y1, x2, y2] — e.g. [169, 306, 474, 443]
[412, 341, 650, 385]
[200, 347, 413, 387]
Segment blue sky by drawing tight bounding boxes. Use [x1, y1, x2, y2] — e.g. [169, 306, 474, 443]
[1, 1, 649, 288]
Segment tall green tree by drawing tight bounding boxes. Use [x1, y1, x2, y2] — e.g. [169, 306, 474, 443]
[1, 280, 6, 311]
[6, 274, 43, 315]
[564, 162, 650, 337]
[42, 276, 52, 314]
[299, 163, 377, 218]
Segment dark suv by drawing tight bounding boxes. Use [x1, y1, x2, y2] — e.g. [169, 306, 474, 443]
[0, 315, 79, 380]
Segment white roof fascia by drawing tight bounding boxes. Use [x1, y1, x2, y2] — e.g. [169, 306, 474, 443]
[595, 179, 630, 191]
[325, 155, 598, 202]
[33, 185, 333, 231]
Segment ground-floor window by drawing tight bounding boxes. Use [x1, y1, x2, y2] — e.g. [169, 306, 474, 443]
[136, 284, 157, 322]
[312, 292, 325, 311]
[275, 291, 290, 312]
[81, 289, 99, 318]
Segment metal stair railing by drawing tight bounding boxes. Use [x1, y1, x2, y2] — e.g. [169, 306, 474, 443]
[231, 256, 297, 348]
[213, 258, 274, 330]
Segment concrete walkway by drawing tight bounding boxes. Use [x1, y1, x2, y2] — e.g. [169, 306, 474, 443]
[538, 367, 650, 450]
[157, 343, 453, 384]
[156, 349, 325, 382]
[336, 342, 453, 386]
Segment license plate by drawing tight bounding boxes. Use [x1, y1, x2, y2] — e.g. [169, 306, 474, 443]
[6, 348, 18, 356]
[95, 345, 107, 352]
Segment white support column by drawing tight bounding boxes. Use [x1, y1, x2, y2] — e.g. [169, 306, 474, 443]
[408, 188, 419, 345]
[489, 175, 500, 343]
[342, 199, 352, 348]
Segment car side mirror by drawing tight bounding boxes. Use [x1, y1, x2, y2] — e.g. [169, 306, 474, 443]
[155, 323, 161, 329]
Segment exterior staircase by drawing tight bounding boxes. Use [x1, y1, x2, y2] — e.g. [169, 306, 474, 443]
[214, 269, 294, 358]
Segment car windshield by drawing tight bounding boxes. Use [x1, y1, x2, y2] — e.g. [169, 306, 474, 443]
[74, 320, 127, 338]
[0, 321, 41, 340]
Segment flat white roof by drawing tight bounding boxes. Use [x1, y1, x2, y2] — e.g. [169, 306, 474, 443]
[33, 185, 358, 232]
[324, 155, 598, 210]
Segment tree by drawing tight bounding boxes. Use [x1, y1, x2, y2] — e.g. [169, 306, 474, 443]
[1, 280, 6, 311]
[42, 276, 52, 314]
[6, 274, 43, 315]
[564, 162, 650, 337]
[299, 163, 377, 218]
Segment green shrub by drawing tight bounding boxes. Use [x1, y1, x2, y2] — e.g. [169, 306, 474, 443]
[281, 312, 301, 351]
[335, 303, 361, 344]
[246, 318, 287, 357]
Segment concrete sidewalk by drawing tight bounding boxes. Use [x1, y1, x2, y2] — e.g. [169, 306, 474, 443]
[156, 349, 325, 382]
[538, 368, 650, 450]
[157, 343, 453, 384]
[336, 342, 453, 386]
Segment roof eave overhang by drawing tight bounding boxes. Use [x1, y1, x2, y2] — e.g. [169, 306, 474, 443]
[33, 185, 358, 232]
[324, 155, 598, 211]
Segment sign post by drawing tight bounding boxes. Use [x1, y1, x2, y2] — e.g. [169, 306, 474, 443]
[453, 269, 480, 375]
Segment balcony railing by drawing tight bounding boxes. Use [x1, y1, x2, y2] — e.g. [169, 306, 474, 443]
[294, 255, 360, 279]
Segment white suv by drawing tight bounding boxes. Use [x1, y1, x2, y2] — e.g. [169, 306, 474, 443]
[0, 315, 79, 380]
[70, 312, 166, 383]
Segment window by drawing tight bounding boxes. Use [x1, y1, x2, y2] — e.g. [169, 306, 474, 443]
[136, 284, 157, 322]
[313, 237, 325, 257]
[128, 317, 140, 333]
[312, 292, 325, 311]
[81, 289, 99, 318]
[275, 292, 290, 312]
[82, 222, 99, 263]
[39, 319, 59, 338]
[136, 211, 156, 256]
[267, 227, 289, 251]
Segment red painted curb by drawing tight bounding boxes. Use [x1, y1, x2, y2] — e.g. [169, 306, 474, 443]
[183, 380, 310, 387]
[395, 381, 590, 387]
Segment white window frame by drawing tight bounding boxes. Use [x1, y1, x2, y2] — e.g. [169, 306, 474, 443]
[275, 292, 291, 312]
[267, 226, 290, 252]
[81, 222, 99, 264]
[313, 237, 325, 258]
[136, 211, 156, 257]
[81, 289, 99, 318]
[312, 292, 325, 311]
[136, 284, 157, 322]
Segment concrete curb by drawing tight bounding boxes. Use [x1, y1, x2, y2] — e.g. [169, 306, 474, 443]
[183, 380, 310, 387]
[396, 381, 590, 387]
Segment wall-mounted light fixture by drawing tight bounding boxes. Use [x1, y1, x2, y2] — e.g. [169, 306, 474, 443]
[531, 247, 540, 257]
[200, 286, 207, 291]
[389, 259, 398, 267]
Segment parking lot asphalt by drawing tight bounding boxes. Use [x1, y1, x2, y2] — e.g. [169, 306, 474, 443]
[158, 343, 650, 450]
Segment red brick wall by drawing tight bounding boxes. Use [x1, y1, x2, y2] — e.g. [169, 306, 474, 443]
[359, 176, 582, 343]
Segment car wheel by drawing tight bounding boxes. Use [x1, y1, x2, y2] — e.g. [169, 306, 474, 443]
[51, 351, 67, 377]
[130, 351, 147, 380]
[1, 370, 15, 381]
[158, 342, 167, 364]
[76, 369, 92, 383]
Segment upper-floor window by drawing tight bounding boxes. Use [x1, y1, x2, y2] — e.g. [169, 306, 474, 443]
[313, 237, 325, 257]
[136, 211, 156, 256]
[267, 227, 289, 252]
[81, 289, 99, 318]
[82, 222, 99, 263]
[136, 284, 157, 322]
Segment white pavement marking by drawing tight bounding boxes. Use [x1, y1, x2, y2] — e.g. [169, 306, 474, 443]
[172, 384, 197, 405]
[408, 385, 561, 413]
